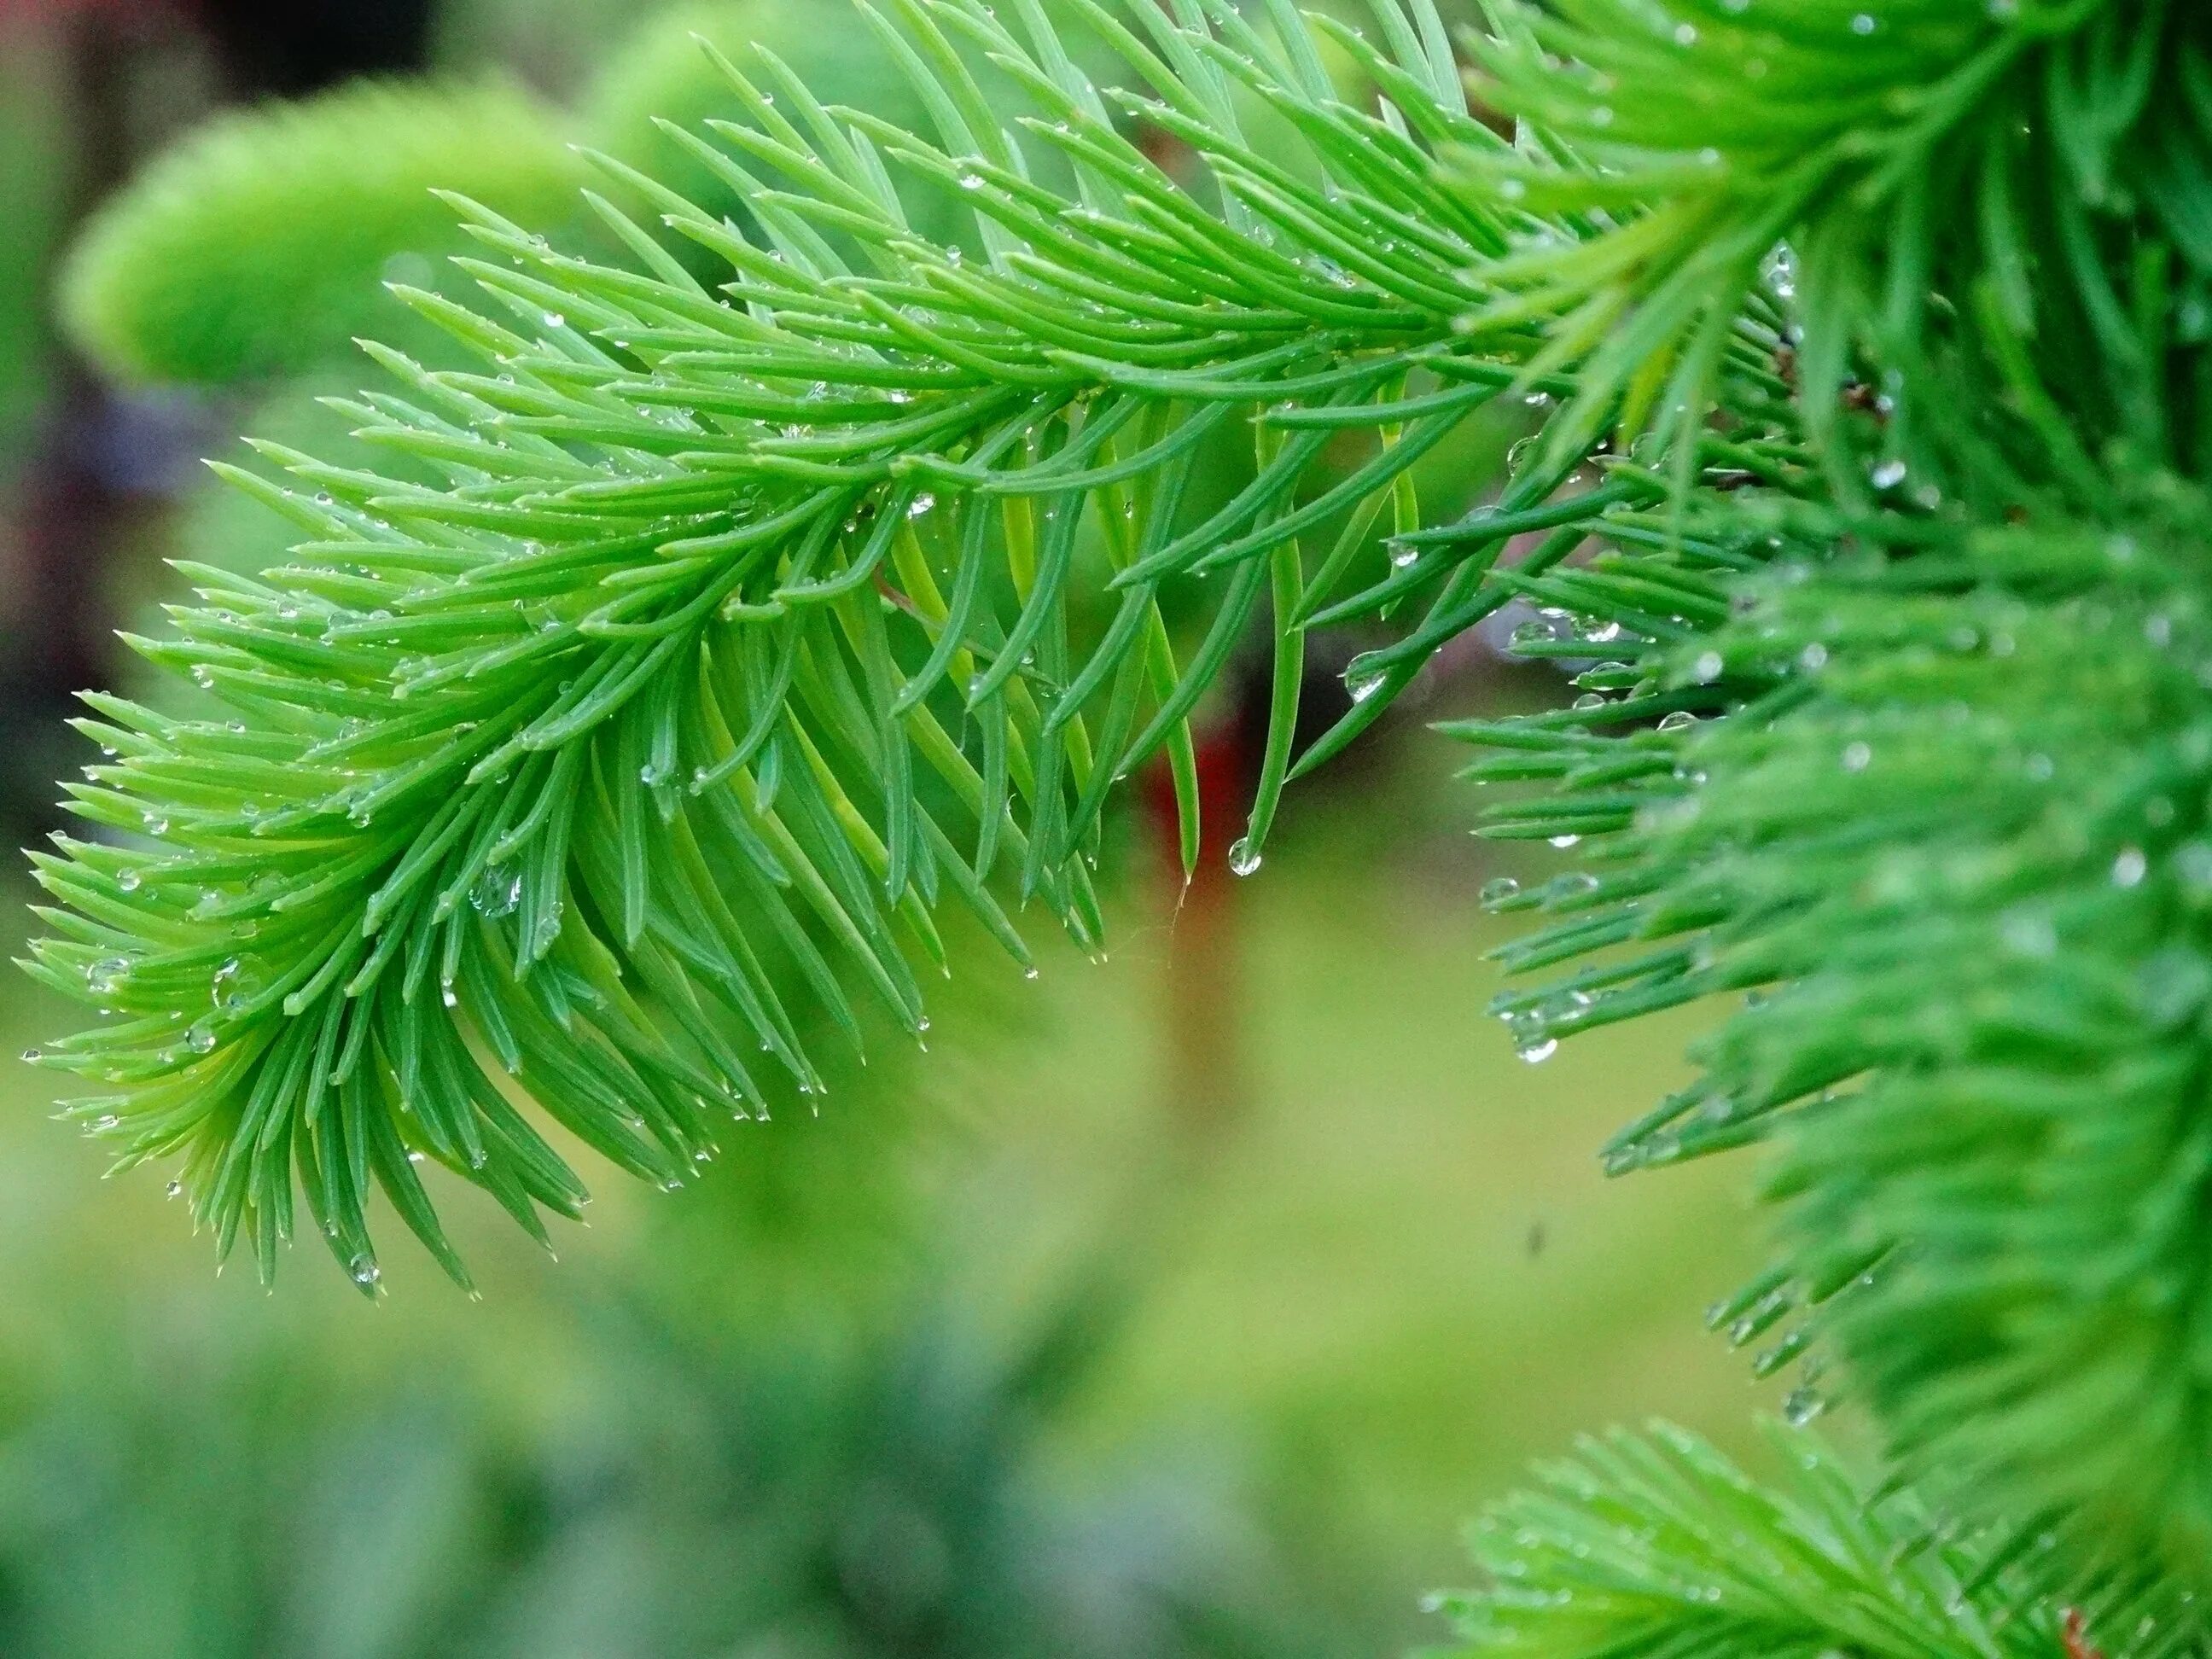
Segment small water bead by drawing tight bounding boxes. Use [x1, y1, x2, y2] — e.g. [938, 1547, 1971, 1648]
[1869, 457, 1907, 491]
[2113, 846, 2150, 888]
[1481, 876, 1521, 908]
[1672, 20, 1697, 44]
[165, 1180, 183, 1199]
[907, 492, 937, 518]
[211, 958, 246, 1007]
[87, 956, 132, 996]
[543, 311, 565, 330]
[20, 1048, 38, 1064]
[440, 978, 459, 1009]
[472, 867, 523, 918]
[1388, 540, 1418, 569]
[348, 1254, 382, 1289]
[1517, 1036, 1558, 1065]
[1656, 710, 1699, 733]
[1547, 833, 1581, 849]
[1345, 669, 1386, 704]
[186, 1021, 218, 1056]
[1227, 838, 1263, 877]
[1572, 692, 1608, 713]
[1022, 966, 1040, 981]
[1850, 11, 1877, 32]
[1782, 1387, 1826, 1426]
[116, 868, 142, 893]
[1841, 741, 1872, 773]
[1690, 650, 1725, 684]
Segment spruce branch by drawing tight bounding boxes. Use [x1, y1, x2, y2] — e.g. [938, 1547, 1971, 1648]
[1452, 0, 2212, 1592]
[1426, 1423, 2203, 1659]
[28, 0, 1657, 1289]
[57, 79, 585, 387]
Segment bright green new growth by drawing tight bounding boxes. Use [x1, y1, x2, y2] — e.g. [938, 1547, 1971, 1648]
[31, 0, 1515, 1294]
[29, 0, 2212, 1640]
[585, 0, 943, 248]
[58, 79, 583, 385]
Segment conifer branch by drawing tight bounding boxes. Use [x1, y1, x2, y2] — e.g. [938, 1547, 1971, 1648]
[28, 0, 1628, 1289]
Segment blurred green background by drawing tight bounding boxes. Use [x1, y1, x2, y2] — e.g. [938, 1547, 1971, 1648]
[0, 2, 1770, 1652]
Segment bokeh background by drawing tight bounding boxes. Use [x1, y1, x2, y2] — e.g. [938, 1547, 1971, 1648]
[0, 2, 1773, 1652]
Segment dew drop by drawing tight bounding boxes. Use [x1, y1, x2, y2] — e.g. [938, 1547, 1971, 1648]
[1227, 838, 1263, 877]
[1481, 876, 1521, 908]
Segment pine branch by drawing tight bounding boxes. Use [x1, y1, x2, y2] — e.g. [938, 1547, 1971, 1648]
[1425, 1423, 2203, 1659]
[28, 0, 1643, 1289]
[1452, 0, 2212, 1592]
[58, 79, 585, 386]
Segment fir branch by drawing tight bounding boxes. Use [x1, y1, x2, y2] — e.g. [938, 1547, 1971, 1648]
[1425, 1423, 2203, 1659]
[58, 79, 585, 386]
[27, 0, 1638, 1288]
[1441, 0, 2212, 1587]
